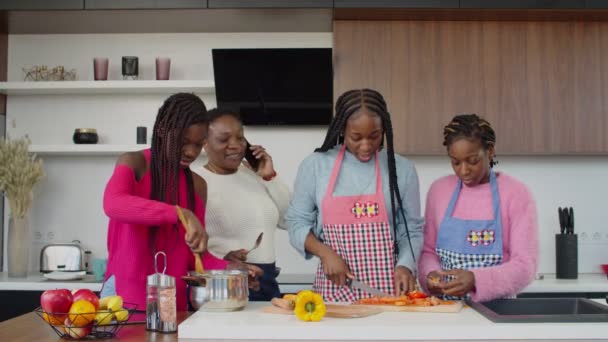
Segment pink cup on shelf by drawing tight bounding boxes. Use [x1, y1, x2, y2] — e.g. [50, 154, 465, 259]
[93, 57, 109, 81]
[155, 57, 171, 80]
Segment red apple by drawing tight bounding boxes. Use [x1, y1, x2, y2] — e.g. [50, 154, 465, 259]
[40, 289, 73, 323]
[63, 317, 92, 339]
[72, 289, 99, 310]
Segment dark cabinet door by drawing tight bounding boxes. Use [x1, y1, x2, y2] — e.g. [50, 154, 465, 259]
[334, 0, 458, 8]
[0, 290, 102, 322]
[0, 0, 83, 10]
[84, 0, 206, 9]
[208, 0, 332, 8]
[587, 0, 608, 9]
[0, 291, 43, 322]
[459, 0, 585, 9]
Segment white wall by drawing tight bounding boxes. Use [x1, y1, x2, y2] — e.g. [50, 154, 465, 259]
[5, 33, 608, 276]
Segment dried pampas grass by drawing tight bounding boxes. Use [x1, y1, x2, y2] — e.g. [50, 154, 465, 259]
[0, 137, 45, 218]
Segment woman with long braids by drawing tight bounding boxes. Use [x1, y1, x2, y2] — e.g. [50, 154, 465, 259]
[418, 114, 538, 302]
[101, 93, 259, 310]
[287, 89, 424, 302]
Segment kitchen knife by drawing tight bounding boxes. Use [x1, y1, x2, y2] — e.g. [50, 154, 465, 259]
[558, 207, 565, 235]
[347, 278, 391, 297]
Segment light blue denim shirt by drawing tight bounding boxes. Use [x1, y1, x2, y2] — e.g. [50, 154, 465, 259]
[286, 145, 424, 272]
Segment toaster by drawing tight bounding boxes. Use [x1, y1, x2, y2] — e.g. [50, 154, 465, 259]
[40, 243, 86, 273]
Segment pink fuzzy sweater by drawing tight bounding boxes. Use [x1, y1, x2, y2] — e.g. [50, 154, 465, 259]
[418, 172, 538, 302]
[103, 149, 227, 311]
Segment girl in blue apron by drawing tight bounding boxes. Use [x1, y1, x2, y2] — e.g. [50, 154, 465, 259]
[418, 114, 538, 302]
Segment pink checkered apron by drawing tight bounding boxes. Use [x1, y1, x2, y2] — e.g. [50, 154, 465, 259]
[313, 145, 395, 302]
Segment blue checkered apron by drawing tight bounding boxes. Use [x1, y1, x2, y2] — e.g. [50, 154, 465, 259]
[435, 170, 503, 300]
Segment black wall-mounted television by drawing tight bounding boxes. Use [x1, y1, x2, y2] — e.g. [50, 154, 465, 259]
[212, 48, 333, 126]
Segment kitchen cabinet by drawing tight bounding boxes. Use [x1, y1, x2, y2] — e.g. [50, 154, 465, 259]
[0, 289, 105, 322]
[334, 0, 458, 8]
[0, 0, 83, 10]
[0, 273, 102, 321]
[0, 290, 42, 322]
[460, 0, 585, 9]
[334, 20, 608, 155]
[2, 0, 599, 11]
[335, 0, 586, 9]
[208, 0, 333, 8]
[84, 0, 206, 9]
[587, 0, 608, 9]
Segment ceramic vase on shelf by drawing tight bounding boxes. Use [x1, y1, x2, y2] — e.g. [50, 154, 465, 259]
[0, 137, 45, 278]
[7, 213, 30, 278]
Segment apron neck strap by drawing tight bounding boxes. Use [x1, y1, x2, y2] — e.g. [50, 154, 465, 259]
[325, 145, 382, 198]
[446, 169, 500, 219]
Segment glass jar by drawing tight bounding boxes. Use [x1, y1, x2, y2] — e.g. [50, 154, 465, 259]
[146, 251, 176, 333]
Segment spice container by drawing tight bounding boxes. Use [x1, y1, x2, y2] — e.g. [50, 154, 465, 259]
[146, 251, 177, 333]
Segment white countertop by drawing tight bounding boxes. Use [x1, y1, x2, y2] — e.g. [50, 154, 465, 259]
[0, 272, 102, 291]
[177, 302, 608, 341]
[524, 273, 608, 293]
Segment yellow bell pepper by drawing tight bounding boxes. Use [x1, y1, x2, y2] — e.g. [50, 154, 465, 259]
[294, 290, 326, 322]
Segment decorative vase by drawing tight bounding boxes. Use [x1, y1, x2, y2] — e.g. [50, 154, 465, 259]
[7, 214, 30, 278]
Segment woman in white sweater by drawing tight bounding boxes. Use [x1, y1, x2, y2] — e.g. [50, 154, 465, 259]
[198, 108, 291, 301]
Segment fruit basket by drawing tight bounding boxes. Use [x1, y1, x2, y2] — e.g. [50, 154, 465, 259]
[34, 303, 138, 340]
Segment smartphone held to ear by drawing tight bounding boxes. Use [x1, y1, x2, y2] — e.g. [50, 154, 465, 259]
[245, 140, 260, 171]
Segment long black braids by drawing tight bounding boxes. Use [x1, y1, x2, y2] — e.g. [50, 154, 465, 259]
[443, 113, 497, 167]
[149, 92, 207, 250]
[316, 88, 416, 266]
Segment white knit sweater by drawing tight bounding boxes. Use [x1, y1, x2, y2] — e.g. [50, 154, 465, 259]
[198, 165, 290, 264]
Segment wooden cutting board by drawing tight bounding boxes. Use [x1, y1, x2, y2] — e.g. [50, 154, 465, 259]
[261, 304, 383, 318]
[351, 300, 464, 313]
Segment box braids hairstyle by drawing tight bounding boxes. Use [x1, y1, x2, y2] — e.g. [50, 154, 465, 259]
[149, 93, 207, 248]
[315, 88, 416, 265]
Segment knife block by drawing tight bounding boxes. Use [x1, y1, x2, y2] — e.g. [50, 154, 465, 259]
[556, 234, 578, 279]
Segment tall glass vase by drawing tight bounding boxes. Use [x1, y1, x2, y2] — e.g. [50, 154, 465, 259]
[7, 214, 30, 278]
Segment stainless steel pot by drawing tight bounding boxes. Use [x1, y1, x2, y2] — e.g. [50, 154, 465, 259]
[188, 270, 248, 311]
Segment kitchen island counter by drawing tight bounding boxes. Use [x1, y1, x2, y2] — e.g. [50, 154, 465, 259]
[1, 301, 607, 341]
[178, 302, 608, 341]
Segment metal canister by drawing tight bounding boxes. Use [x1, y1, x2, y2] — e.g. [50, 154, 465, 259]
[146, 251, 177, 333]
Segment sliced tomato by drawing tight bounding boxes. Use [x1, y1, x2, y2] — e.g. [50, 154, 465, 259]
[407, 290, 428, 299]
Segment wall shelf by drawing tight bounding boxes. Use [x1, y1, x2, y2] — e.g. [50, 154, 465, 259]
[0, 80, 214, 95]
[30, 144, 150, 156]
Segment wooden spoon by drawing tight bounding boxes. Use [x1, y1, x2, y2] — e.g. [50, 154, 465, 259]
[182, 275, 206, 286]
[176, 206, 204, 274]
